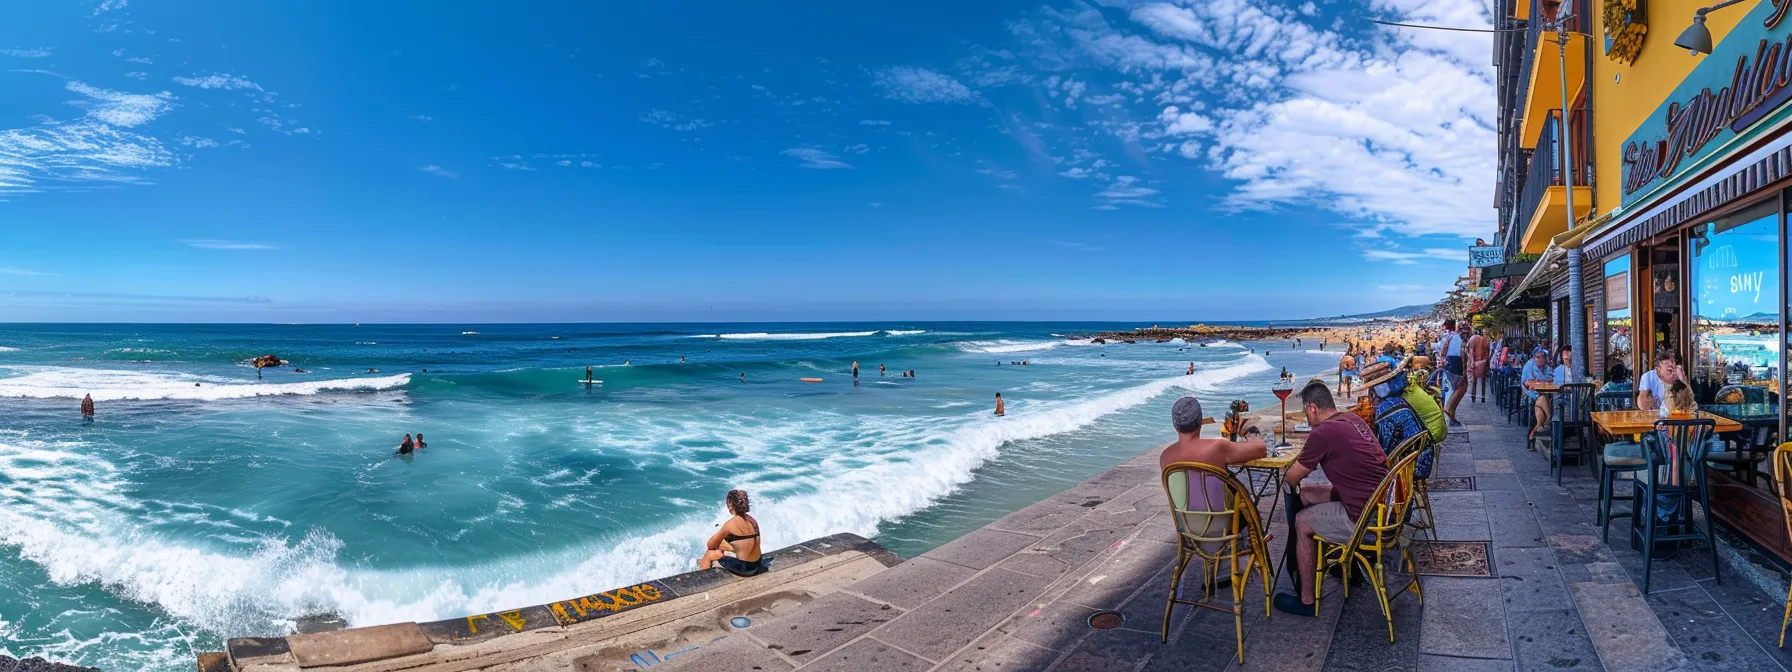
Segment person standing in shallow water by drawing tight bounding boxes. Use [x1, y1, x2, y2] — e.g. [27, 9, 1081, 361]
[81, 393, 95, 418]
[700, 490, 764, 576]
[995, 393, 1005, 416]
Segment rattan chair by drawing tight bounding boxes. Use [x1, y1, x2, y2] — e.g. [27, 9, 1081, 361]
[1314, 450, 1425, 642]
[1161, 461, 1274, 663]
[1386, 433, 1434, 539]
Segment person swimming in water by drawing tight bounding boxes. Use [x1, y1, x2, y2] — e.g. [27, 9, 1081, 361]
[415, 433, 426, 449]
[740, 372, 746, 382]
[879, 364, 886, 376]
[699, 489, 764, 576]
[397, 434, 415, 455]
[81, 393, 95, 418]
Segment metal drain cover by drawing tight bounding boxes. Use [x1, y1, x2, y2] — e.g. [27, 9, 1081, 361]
[730, 617, 752, 628]
[1087, 611, 1125, 630]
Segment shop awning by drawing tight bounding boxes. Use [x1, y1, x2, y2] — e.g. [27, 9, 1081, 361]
[1520, 185, 1593, 254]
[1519, 33, 1586, 150]
[1513, 0, 1530, 20]
[1505, 242, 1564, 303]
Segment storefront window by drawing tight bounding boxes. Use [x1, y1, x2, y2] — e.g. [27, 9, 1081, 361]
[1604, 254, 1632, 384]
[1688, 200, 1781, 404]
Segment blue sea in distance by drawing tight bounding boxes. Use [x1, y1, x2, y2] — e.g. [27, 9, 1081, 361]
[0, 322, 1345, 670]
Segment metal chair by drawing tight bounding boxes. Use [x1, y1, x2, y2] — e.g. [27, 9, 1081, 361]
[1706, 423, 1774, 488]
[1547, 383, 1597, 484]
[1771, 443, 1792, 647]
[1713, 384, 1769, 404]
[1314, 450, 1424, 643]
[1632, 419, 1721, 594]
[1160, 462, 1274, 663]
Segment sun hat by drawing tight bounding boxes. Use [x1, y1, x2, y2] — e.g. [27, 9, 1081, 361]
[1360, 359, 1407, 389]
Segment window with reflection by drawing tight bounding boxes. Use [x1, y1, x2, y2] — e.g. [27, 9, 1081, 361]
[1688, 200, 1781, 408]
[1603, 254, 1632, 389]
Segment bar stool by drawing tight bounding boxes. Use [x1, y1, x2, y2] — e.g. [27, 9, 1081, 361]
[1550, 384, 1597, 484]
[1631, 419, 1721, 595]
[1594, 391, 1642, 538]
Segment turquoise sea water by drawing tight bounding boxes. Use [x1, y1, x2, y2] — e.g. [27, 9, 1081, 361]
[0, 323, 1342, 670]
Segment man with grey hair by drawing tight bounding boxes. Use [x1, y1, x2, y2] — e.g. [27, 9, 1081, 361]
[1159, 396, 1268, 473]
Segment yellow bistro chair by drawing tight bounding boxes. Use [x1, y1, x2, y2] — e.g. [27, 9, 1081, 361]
[1314, 450, 1425, 643]
[1161, 461, 1275, 663]
[1774, 443, 1792, 647]
[1386, 433, 1436, 540]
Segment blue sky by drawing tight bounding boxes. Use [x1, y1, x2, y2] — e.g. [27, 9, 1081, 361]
[0, 0, 1493, 322]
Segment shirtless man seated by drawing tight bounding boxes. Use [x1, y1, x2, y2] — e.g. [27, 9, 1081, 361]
[1159, 396, 1269, 473]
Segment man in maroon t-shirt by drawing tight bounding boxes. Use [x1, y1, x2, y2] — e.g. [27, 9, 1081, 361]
[1276, 380, 1389, 617]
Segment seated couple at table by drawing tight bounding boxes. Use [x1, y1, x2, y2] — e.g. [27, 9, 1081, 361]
[1521, 346, 1574, 443]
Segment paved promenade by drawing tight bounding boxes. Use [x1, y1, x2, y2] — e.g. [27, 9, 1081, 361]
[664, 398, 1792, 671]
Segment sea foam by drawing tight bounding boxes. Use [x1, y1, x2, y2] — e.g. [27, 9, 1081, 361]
[0, 367, 410, 401]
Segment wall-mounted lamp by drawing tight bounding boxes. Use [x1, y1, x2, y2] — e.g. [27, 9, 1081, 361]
[1674, 0, 1749, 54]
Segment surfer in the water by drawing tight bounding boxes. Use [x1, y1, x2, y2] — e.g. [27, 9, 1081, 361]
[852, 361, 859, 379]
[81, 393, 95, 418]
[397, 434, 415, 455]
[740, 372, 746, 382]
[995, 393, 1005, 417]
[879, 364, 886, 376]
[586, 366, 594, 382]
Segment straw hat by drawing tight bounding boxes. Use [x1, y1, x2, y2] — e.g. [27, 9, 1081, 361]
[1409, 355, 1432, 369]
[1359, 360, 1404, 389]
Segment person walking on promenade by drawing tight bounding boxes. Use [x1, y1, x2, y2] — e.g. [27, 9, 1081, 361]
[1337, 351, 1357, 398]
[1439, 320, 1468, 426]
[1467, 327, 1491, 402]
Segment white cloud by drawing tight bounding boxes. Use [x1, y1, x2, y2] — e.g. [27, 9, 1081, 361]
[1058, 167, 1092, 179]
[125, 56, 152, 64]
[124, 71, 147, 80]
[1362, 248, 1463, 264]
[781, 147, 852, 170]
[873, 66, 978, 103]
[844, 144, 869, 154]
[409, 115, 433, 122]
[178, 136, 217, 148]
[1095, 176, 1163, 208]
[859, 119, 891, 126]
[173, 74, 263, 91]
[184, 239, 276, 250]
[94, 0, 127, 14]
[0, 267, 43, 275]
[1012, 0, 1494, 239]
[977, 167, 1019, 180]
[640, 109, 711, 131]
[0, 79, 177, 195]
[1, 48, 52, 58]
[418, 164, 458, 179]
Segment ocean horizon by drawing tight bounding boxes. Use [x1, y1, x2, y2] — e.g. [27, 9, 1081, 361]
[0, 321, 1350, 670]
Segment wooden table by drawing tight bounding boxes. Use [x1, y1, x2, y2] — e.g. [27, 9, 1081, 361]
[1590, 410, 1742, 435]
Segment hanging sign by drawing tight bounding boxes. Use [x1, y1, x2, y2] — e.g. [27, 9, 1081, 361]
[1620, 0, 1792, 205]
[1469, 246, 1505, 267]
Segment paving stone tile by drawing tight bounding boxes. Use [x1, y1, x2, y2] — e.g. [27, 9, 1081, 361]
[657, 632, 794, 671]
[846, 557, 977, 611]
[752, 592, 902, 663]
[1477, 459, 1515, 474]
[925, 527, 1046, 571]
[1057, 538, 1177, 610]
[800, 637, 929, 672]
[1645, 586, 1785, 671]
[998, 597, 1097, 651]
[935, 632, 1063, 672]
[1507, 607, 1600, 671]
[875, 567, 1054, 662]
[1137, 632, 1238, 672]
[1223, 586, 1346, 671]
[1322, 579, 1422, 671]
[1691, 576, 1792, 670]
[1487, 505, 1547, 549]
[1433, 506, 1493, 541]
[1569, 580, 1693, 672]
[1054, 626, 1177, 672]
[1416, 655, 1518, 671]
[1547, 535, 1620, 566]
[1496, 547, 1572, 612]
[1419, 577, 1511, 659]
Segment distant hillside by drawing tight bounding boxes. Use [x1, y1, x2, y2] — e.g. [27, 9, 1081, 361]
[1336, 304, 1434, 320]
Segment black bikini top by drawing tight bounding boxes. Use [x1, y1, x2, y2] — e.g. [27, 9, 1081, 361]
[724, 517, 759, 543]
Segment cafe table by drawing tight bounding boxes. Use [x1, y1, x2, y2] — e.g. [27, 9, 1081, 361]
[1230, 428, 1306, 591]
[1590, 409, 1742, 435]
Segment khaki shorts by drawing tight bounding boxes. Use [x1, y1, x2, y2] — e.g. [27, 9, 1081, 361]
[1300, 501, 1358, 543]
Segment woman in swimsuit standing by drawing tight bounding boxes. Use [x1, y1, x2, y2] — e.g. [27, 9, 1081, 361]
[700, 489, 764, 576]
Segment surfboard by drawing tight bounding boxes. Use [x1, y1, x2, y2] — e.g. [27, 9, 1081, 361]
[800, 377, 824, 383]
[577, 380, 604, 385]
